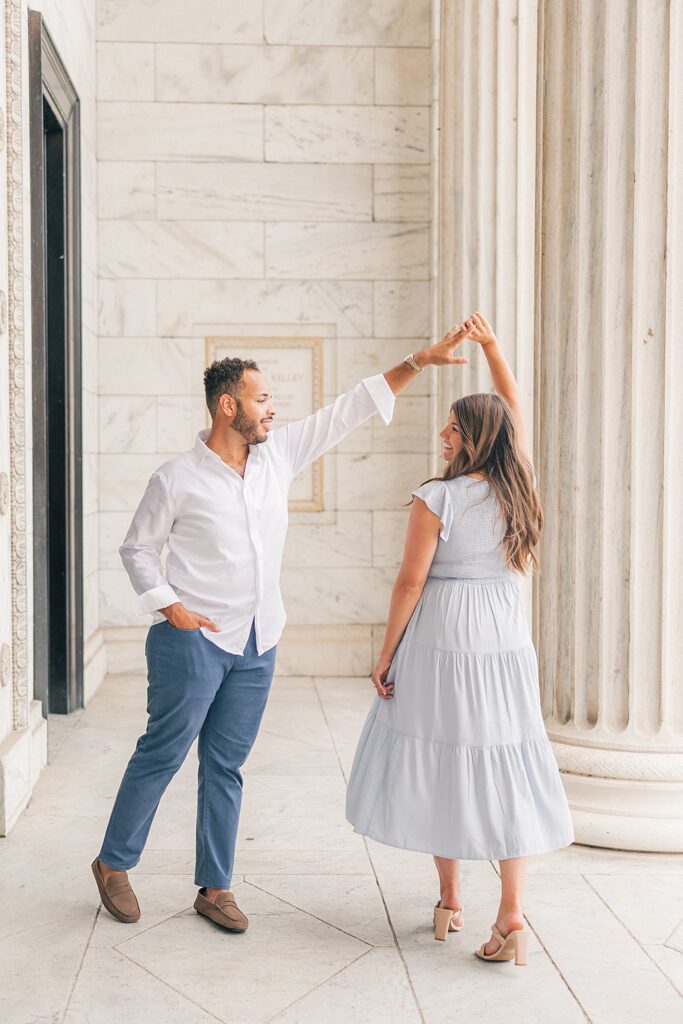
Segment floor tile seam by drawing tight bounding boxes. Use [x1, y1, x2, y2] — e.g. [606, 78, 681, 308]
[262, 947, 374, 1024]
[313, 675, 423, 1019]
[448, 857, 591, 1017]
[59, 905, 100, 1024]
[361, 835, 427, 1024]
[114, 945, 226, 1024]
[111, 902, 200, 949]
[581, 873, 683, 998]
[243, 878, 374, 945]
[663, 910, 683, 948]
[311, 678, 379, 884]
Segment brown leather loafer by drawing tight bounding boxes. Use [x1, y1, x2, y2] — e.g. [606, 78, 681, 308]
[91, 858, 141, 923]
[194, 888, 248, 932]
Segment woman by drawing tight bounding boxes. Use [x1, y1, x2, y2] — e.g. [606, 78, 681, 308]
[345, 312, 575, 967]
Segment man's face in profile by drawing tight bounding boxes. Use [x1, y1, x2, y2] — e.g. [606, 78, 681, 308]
[231, 369, 276, 444]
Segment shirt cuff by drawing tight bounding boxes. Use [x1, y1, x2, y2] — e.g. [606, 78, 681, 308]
[361, 373, 395, 426]
[137, 584, 179, 615]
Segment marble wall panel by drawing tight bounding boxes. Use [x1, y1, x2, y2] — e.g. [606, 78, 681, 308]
[98, 103, 263, 162]
[98, 339, 195, 396]
[98, 280, 157, 337]
[371, 396, 431, 453]
[337, 453, 429, 510]
[99, 454, 168, 513]
[99, 568, 145, 626]
[156, 163, 373, 222]
[375, 47, 431, 104]
[99, 512, 134, 570]
[156, 280, 373, 338]
[264, 0, 430, 46]
[82, 513, 100, 581]
[276, 626, 373, 677]
[265, 223, 429, 280]
[98, 163, 156, 220]
[156, 45, 374, 104]
[336, 339, 431, 395]
[82, 388, 99, 454]
[283, 512, 372, 568]
[265, 106, 430, 164]
[97, 42, 154, 101]
[99, 397, 157, 454]
[372, 510, 411, 567]
[373, 165, 431, 222]
[373, 281, 432, 337]
[282, 567, 395, 624]
[157, 396, 207, 454]
[98, 0, 262, 44]
[99, 221, 264, 279]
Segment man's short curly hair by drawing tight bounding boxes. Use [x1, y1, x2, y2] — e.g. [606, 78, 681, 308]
[204, 356, 259, 418]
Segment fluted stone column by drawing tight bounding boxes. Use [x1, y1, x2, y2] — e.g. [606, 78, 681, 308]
[535, 0, 683, 851]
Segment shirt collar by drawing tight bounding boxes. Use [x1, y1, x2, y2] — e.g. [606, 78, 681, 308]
[192, 429, 264, 467]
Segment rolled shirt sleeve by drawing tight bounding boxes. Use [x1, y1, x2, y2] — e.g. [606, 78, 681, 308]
[269, 373, 396, 479]
[119, 471, 179, 614]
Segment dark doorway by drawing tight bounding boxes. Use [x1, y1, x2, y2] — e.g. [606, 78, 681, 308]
[29, 14, 83, 715]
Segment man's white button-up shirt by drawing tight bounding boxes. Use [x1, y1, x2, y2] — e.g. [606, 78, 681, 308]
[119, 373, 396, 656]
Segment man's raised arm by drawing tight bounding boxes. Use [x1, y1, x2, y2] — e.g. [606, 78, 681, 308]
[269, 324, 471, 480]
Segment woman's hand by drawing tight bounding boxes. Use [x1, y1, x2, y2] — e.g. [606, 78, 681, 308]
[464, 311, 497, 347]
[371, 652, 395, 700]
[424, 322, 472, 366]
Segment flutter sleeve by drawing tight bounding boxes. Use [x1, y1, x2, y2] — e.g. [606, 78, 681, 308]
[411, 479, 454, 542]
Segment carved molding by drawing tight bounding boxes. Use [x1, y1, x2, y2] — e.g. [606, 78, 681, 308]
[0, 644, 10, 687]
[551, 739, 683, 784]
[5, 0, 29, 731]
[0, 471, 8, 516]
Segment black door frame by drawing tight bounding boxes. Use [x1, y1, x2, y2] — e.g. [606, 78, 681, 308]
[29, 12, 83, 715]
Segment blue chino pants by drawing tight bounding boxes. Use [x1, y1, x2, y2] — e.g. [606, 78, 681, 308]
[98, 619, 276, 888]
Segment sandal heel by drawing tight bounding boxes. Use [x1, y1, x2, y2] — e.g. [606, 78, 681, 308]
[513, 930, 528, 966]
[434, 907, 454, 941]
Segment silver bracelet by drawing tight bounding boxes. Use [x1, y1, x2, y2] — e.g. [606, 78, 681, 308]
[403, 353, 423, 373]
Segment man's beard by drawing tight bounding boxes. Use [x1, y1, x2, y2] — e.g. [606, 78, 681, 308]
[233, 400, 268, 444]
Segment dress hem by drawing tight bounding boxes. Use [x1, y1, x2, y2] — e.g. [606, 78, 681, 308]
[347, 818, 576, 862]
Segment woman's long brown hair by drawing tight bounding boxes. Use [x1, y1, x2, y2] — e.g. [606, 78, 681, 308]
[417, 393, 543, 574]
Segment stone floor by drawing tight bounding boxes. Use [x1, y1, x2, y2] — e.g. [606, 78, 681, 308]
[2, 672, 683, 1024]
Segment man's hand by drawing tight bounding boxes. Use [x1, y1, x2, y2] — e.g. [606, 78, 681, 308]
[161, 602, 220, 632]
[417, 321, 472, 367]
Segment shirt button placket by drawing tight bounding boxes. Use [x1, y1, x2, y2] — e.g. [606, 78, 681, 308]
[243, 483, 264, 650]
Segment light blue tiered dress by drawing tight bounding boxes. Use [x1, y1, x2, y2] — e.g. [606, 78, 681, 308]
[345, 475, 575, 860]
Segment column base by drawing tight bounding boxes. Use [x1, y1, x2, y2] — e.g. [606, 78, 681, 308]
[562, 772, 683, 853]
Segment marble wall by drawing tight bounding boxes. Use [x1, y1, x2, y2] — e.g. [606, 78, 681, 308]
[96, 0, 436, 673]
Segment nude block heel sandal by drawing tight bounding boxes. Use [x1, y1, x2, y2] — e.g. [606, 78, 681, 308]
[475, 923, 528, 965]
[433, 902, 464, 940]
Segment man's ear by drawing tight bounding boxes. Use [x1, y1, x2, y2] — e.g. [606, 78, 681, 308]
[218, 393, 236, 420]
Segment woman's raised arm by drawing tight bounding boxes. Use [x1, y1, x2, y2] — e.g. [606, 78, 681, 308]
[465, 312, 532, 466]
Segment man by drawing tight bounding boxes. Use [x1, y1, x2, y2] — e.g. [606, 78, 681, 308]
[91, 325, 470, 931]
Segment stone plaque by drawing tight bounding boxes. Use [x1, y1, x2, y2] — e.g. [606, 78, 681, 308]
[206, 337, 324, 512]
